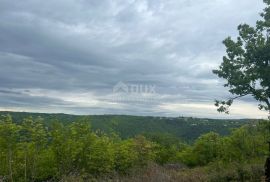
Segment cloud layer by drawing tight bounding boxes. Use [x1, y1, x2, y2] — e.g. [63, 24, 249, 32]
[0, 0, 268, 118]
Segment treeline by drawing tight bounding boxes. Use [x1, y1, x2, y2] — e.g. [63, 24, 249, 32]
[0, 115, 269, 181]
[0, 111, 248, 141]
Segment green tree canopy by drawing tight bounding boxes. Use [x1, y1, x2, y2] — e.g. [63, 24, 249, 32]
[213, 0, 270, 116]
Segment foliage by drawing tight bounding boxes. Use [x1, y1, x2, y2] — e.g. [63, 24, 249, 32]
[213, 0, 270, 115]
[0, 115, 268, 181]
[177, 123, 268, 168]
[0, 111, 250, 142]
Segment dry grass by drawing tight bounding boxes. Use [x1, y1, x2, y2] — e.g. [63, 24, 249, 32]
[60, 163, 207, 182]
[59, 162, 265, 182]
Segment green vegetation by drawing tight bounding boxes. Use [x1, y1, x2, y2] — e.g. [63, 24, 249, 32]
[0, 114, 268, 181]
[0, 111, 250, 142]
[208, 0, 270, 180]
[1, 1, 269, 182]
[213, 0, 270, 115]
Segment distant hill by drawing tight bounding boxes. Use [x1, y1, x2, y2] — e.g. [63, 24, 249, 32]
[0, 111, 258, 142]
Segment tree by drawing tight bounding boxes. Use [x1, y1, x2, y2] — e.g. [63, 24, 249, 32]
[20, 117, 49, 180]
[0, 115, 20, 182]
[86, 134, 115, 175]
[132, 135, 156, 166]
[114, 139, 138, 174]
[213, 0, 270, 116]
[192, 132, 221, 165]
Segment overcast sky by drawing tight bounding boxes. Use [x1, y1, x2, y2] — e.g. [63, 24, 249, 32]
[0, 0, 268, 118]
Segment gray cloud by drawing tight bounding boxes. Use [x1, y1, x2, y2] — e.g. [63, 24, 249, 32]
[0, 0, 267, 118]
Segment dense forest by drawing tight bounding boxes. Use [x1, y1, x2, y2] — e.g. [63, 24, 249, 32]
[0, 111, 252, 142]
[0, 113, 269, 181]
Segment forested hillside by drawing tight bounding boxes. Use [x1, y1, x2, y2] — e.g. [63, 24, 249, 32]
[0, 111, 252, 141]
[0, 114, 268, 181]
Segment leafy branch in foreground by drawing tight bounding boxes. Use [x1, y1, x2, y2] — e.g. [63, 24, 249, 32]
[213, 0, 270, 116]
